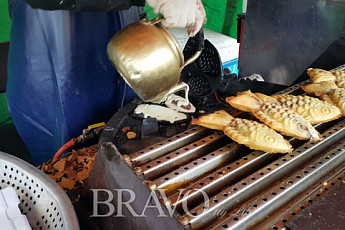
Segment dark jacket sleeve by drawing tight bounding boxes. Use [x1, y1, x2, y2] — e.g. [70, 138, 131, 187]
[23, 0, 145, 11]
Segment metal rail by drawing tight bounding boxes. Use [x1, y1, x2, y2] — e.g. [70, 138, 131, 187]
[130, 126, 211, 166]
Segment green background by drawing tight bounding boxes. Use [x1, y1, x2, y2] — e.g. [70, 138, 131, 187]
[145, 0, 243, 39]
[0, 0, 11, 43]
[0, 0, 12, 126]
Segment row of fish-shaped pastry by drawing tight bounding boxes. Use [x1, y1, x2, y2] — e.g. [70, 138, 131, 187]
[303, 68, 345, 115]
[226, 90, 328, 141]
[224, 69, 345, 143]
[192, 91, 343, 153]
[191, 68, 345, 154]
[307, 68, 345, 88]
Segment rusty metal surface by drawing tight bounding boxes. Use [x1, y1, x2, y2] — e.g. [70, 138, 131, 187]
[87, 143, 187, 230]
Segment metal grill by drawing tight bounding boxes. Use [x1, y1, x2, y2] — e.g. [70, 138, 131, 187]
[120, 76, 345, 229]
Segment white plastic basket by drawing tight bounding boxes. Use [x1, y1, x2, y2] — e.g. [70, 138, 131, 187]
[0, 151, 79, 230]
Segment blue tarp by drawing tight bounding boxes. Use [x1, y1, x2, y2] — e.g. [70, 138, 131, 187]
[7, 0, 138, 165]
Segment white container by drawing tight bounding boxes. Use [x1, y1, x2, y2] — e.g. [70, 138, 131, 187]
[0, 187, 31, 230]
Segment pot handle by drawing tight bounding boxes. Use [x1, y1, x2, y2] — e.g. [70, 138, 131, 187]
[160, 82, 190, 103]
[141, 17, 165, 25]
[181, 29, 205, 70]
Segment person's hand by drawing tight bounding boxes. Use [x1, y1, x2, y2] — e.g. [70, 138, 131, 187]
[146, 0, 207, 37]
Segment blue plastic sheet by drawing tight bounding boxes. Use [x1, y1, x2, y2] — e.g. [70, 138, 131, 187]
[7, 0, 138, 165]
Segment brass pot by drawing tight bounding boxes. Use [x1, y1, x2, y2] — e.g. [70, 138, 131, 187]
[107, 17, 203, 103]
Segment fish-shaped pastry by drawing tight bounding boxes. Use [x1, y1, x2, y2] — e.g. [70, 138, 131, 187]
[190, 110, 234, 130]
[331, 70, 345, 88]
[307, 68, 345, 88]
[191, 110, 293, 153]
[302, 81, 345, 115]
[226, 90, 322, 141]
[253, 92, 342, 124]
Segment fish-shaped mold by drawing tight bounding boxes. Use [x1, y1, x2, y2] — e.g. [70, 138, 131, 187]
[254, 92, 342, 124]
[302, 81, 345, 115]
[191, 110, 293, 153]
[226, 90, 322, 141]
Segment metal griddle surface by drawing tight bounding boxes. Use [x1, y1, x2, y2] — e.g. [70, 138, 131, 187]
[95, 65, 345, 230]
[285, 180, 345, 230]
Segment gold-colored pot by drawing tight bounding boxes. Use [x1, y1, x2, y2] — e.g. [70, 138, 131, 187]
[107, 17, 202, 103]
